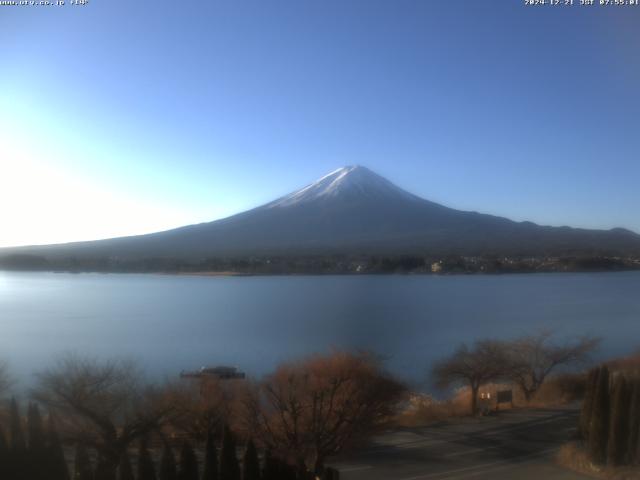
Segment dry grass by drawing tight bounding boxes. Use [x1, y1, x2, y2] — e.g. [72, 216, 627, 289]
[395, 391, 469, 426]
[395, 384, 516, 426]
[557, 443, 640, 480]
[557, 442, 604, 477]
[525, 373, 587, 407]
[607, 352, 640, 374]
[395, 374, 586, 427]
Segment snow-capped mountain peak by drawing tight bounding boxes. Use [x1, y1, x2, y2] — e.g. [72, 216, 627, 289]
[266, 165, 417, 208]
[4, 165, 640, 260]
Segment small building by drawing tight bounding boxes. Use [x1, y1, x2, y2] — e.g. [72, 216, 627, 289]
[180, 365, 246, 380]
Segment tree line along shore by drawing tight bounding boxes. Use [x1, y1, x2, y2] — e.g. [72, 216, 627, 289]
[1, 253, 640, 274]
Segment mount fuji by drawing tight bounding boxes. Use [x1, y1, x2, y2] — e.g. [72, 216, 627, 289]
[3, 166, 640, 261]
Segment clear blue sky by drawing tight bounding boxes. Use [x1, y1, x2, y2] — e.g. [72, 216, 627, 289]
[1, 0, 639, 246]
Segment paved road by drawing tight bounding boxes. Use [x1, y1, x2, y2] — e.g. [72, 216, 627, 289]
[330, 407, 591, 480]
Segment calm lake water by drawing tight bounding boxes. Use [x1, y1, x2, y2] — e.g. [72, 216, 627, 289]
[1, 271, 639, 390]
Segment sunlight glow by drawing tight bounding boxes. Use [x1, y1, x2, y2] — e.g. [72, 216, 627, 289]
[0, 127, 200, 248]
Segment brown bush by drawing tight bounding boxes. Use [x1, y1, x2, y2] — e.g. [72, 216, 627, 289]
[241, 350, 407, 474]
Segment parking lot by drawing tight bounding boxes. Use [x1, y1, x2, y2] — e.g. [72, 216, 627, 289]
[331, 407, 592, 480]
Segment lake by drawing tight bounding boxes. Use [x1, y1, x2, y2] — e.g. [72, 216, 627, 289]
[1, 271, 639, 390]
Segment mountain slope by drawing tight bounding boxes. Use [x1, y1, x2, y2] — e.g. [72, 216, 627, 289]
[3, 166, 640, 260]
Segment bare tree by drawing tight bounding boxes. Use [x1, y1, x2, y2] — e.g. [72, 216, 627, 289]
[241, 351, 406, 475]
[504, 331, 600, 401]
[161, 376, 236, 442]
[32, 354, 176, 480]
[432, 340, 507, 415]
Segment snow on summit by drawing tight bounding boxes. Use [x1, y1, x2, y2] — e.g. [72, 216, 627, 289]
[266, 165, 418, 208]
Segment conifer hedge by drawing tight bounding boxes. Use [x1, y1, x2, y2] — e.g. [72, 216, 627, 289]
[0, 401, 338, 480]
[579, 365, 640, 466]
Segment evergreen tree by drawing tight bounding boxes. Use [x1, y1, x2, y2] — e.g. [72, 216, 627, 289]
[27, 403, 46, 452]
[118, 451, 135, 480]
[7, 398, 27, 480]
[242, 440, 260, 480]
[178, 441, 199, 480]
[588, 365, 610, 464]
[628, 379, 640, 465]
[27, 403, 47, 480]
[138, 437, 157, 480]
[219, 426, 240, 480]
[322, 466, 340, 480]
[277, 458, 296, 480]
[579, 368, 599, 442]
[47, 415, 71, 480]
[95, 455, 115, 480]
[261, 449, 277, 480]
[74, 443, 94, 480]
[159, 442, 178, 480]
[262, 454, 295, 480]
[9, 398, 26, 452]
[0, 426, 9, 480]
[202, 430, 219, 480]
[607, 375, 631, 465]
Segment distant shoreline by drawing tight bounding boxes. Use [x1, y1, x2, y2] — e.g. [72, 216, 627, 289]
[158, 269, 640, 277]
[2, 267, 640, 277]
[1, 252, 640, 276]
[168, 271, 255, 277]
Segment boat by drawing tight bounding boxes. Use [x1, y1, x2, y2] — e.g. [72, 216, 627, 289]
[180, 365, 246, 380]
